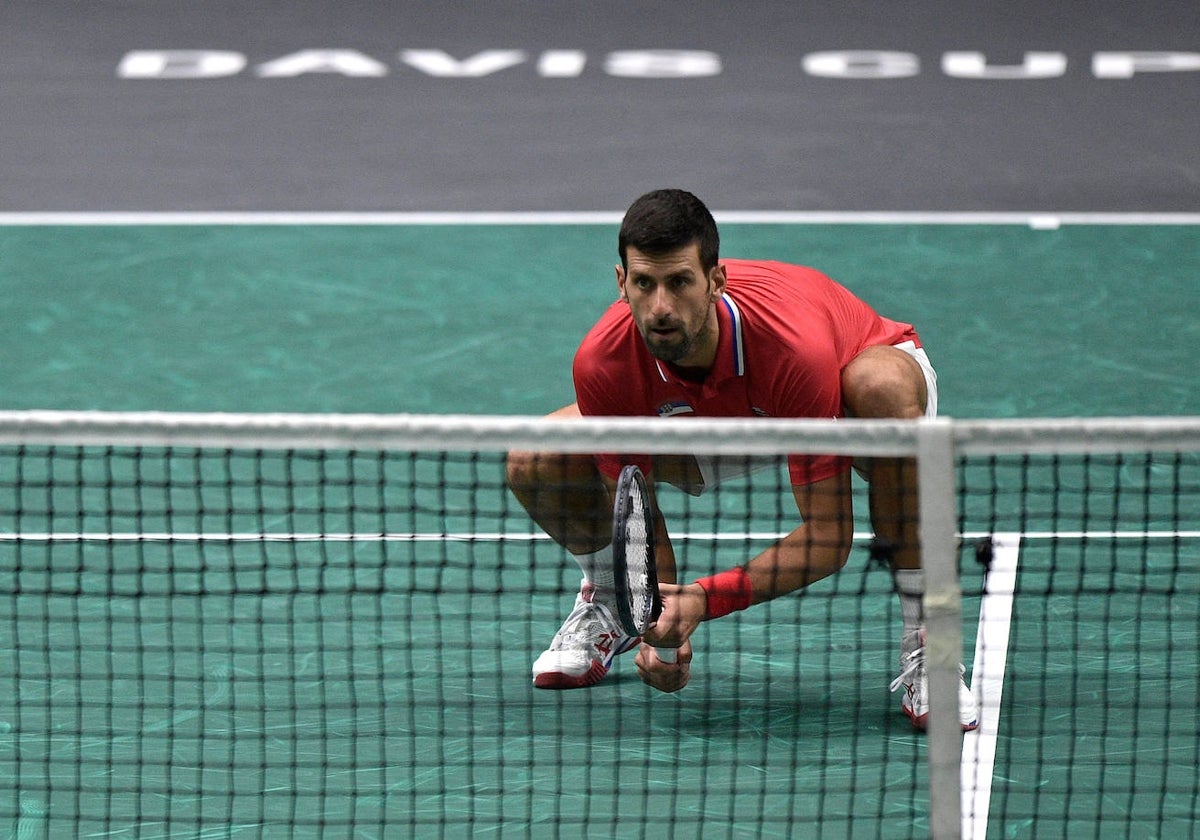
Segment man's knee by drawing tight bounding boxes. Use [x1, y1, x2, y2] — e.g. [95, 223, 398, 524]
[842, 346, 927, 420]
[505, 449, 540, 494]
[506, 402, 585, 493]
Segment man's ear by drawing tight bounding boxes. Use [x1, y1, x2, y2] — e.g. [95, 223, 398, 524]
[709, 263, 727, 300]
[615, 264, 629, 302]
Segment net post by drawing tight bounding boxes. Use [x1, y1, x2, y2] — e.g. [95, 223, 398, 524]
[917, 418, 963, 840]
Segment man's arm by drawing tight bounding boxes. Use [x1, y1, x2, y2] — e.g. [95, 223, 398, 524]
[743, 471, 856, 602]
[642, 470, 855, 650]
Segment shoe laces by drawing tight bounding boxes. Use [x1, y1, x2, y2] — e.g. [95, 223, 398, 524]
[888, 643, 967, 694]
[889, 645, 925, 694]
[550, 601, 622, 652]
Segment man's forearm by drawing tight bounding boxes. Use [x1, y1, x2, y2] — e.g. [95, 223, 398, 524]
[742, 522, 853, 605]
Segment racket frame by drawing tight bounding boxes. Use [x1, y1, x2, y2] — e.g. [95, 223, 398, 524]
[611, 465, 678, 663]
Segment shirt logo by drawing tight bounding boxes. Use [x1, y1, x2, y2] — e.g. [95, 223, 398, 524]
[657, 401, 695, 417]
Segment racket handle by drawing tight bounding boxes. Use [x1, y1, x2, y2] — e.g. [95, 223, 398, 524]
[654, 647, 679, 664]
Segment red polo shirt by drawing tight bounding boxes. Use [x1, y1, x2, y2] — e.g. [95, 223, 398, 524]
[573, 259, 920, 485]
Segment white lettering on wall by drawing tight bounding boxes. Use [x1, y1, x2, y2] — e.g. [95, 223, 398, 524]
[942, 52, 1068, 79]
[116, 49, 1200, 80]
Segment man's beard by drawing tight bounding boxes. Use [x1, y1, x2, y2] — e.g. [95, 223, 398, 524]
[640, 310, 709, 364]
[643, 329, 692, 363]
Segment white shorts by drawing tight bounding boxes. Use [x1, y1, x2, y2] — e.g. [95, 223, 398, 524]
[895, 340, 938, 419]
[693, 340, 938, 491]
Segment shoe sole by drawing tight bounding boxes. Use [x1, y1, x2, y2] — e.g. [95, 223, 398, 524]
[901, 704, 979, 732]
[532, 659, 609, 690]
[531, 637, 641, 690]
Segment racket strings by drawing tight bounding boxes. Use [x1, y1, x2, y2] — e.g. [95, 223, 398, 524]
[622, 486, 655, 625]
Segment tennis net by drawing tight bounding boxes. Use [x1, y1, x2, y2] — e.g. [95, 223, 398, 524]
[0, 411, 1197, 839]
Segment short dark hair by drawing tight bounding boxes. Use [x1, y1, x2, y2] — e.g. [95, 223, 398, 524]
[618, 189, 720, 273]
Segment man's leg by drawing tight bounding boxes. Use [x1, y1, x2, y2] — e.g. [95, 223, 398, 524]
[506, 404, 611, 556]
[506, 404, 640, 689]
[842, 346, 978, 730]
[841, 345, 927, 572]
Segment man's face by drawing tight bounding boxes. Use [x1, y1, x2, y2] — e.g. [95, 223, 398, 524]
[616, 243, 726, 369]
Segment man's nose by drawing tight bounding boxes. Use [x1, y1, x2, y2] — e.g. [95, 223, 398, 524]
[648, 286, 673, 319]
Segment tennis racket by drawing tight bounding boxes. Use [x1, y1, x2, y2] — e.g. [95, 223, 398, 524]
[611, 465, 678, 663]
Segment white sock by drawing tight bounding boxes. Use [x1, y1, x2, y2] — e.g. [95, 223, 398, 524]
[893, 568, 924, 655]
[572, 545, 615, 604]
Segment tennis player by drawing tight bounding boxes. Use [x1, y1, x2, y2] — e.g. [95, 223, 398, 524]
[507, 188, 978, 731]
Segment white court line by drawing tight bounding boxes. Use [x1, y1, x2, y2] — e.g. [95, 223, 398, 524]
[0, 529, 1193, 542]
[0, 211, 1198, 227]
[0, 530, 797, 543]
[961, 533, 1021, 840]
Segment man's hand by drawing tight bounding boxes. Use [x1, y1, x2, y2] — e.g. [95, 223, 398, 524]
[634, 640, 692, 692]
[645, 581, 707, 647]
[634, 582, 708, 692]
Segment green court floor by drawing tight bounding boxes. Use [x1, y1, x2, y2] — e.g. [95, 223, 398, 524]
[2, 223, 1197, 417]
[1, 222, 1198, 838]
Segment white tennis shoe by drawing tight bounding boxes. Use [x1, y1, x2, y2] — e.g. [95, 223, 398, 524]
[532, 585, 640, 689]
[889, 629, 980, 731]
